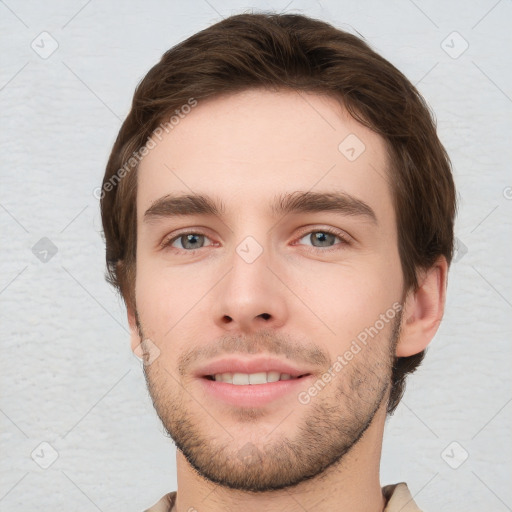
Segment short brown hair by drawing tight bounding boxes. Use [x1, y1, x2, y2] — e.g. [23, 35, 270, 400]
[101, 12, 456, 414]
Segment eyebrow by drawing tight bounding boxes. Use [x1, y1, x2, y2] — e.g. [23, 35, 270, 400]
[143, 191, 377, 224]
[272, 190, 377, 223]
[144, 193, 225, 220]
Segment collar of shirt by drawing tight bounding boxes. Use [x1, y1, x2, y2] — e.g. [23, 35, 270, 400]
[144, 482, 423, 512]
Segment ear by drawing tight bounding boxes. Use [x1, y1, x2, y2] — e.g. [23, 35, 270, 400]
[396, 256, 448, 357]
[116, 260, 141, 354]
[127, 303, 142, 354]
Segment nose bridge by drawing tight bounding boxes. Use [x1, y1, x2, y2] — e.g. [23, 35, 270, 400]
[233, 234, 269, 286]
[228, 232, 272, 304]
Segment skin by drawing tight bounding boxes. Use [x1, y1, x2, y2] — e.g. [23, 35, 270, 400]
[127, 88, 448, 512]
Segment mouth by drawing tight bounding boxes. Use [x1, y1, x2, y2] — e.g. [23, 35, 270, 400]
[203, 371, 311, 384]
[195, 356, 315, 407]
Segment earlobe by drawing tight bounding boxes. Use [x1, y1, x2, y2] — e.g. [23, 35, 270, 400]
[396, 257, 448, 357]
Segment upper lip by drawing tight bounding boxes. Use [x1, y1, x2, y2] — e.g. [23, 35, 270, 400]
[195, 355, 312, 378]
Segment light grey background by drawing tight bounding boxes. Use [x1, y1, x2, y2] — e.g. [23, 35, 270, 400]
[1, 1, 511, 511]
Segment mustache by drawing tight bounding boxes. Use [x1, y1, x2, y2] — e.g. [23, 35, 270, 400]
[175, 329, 332, 377]
[135, 309, 330, 373]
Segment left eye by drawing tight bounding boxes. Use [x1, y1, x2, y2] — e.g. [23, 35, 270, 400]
[297, 230, 344, 248]
[169, 233, 213, 250]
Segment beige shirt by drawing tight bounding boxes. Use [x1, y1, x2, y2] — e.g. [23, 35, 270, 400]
[144, 482, 422, 511]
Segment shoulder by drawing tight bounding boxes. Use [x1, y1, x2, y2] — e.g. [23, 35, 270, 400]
[143, 491, 177, 512]
[382, 482, 423, 512]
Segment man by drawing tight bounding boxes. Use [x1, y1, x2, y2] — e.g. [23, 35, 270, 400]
[100, 12, 455, 512]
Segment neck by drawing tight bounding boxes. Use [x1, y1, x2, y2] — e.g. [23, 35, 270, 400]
[173, 404, 388, 512]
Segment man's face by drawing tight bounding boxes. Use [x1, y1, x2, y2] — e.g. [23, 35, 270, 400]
[133, 89, 404, 491]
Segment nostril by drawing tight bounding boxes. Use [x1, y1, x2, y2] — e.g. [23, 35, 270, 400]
[221, 315, 233, 324]
[259, 313, 271, 320]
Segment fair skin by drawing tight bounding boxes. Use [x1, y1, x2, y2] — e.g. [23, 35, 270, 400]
[127, 88, 447, 512]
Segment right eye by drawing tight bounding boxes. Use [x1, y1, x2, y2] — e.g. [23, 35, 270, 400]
[162, 232, 214, 252]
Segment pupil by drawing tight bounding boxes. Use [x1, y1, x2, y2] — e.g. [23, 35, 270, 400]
[313, 232, 333, 247]
[184, 234, 203, 249]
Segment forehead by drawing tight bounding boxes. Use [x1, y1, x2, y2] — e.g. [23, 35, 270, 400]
[137, 88, 393, 223]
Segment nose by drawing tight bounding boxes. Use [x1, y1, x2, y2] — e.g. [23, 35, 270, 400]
[212, 242, 288, 333]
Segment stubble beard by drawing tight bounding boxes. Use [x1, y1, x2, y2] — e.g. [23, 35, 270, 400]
[138, 313, 401, 492]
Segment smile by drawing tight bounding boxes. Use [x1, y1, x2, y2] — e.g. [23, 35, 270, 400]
[206, 371, 308, 384]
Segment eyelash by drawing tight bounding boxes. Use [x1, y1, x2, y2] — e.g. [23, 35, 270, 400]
[161, 227, 351, 254]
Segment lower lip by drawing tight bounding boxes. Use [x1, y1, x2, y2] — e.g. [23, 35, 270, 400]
[199, 376, 313, 407]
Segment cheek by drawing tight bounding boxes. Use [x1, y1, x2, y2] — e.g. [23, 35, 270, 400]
[284, 258, 401, 344]
[134, 258, 218, 341]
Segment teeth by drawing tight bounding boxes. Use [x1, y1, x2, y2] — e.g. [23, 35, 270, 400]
[266, 371, 280, 383]
[213, 371, 296, 384]
[233, 373, 249, 385]
[249, 372, 267, 384]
